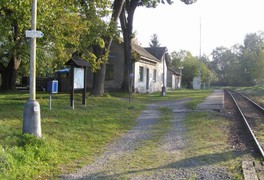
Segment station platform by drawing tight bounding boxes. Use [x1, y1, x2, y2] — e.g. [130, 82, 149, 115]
[196, 89, 224, 112]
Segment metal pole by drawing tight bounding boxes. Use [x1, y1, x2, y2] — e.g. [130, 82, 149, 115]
[49, 94, 52, 111]
[23, 0, 41, 138]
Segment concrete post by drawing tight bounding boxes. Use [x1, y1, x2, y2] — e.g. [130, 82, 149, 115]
[23, 0, 41, 138]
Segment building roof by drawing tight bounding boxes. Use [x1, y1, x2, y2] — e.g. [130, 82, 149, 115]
[132, 43, 160, 62]
[56, 68, 70, 74]
[168, 67, 181, 76]
[145, 46, 172, 65]
[144, 47, 167, 60]
[65, 58, 89, 67]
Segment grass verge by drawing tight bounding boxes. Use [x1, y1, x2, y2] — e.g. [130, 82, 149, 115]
[184, 111, 244, 179]
[0, 92, 144, 179]
[0, 88, 213, 179]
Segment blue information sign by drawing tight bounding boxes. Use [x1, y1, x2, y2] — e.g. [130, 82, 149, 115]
[47, 80, 58, 93]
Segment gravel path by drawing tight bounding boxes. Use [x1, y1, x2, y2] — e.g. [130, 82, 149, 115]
[61, 98, 231, 179]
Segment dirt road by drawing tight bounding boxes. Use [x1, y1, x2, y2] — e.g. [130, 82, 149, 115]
[61, 97, 240, 179]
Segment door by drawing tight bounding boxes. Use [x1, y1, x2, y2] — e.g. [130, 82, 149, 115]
[146, 68, 149, 90]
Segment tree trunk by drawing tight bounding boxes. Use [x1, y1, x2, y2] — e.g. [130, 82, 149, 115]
[120, 29, 131, 93]
[91, 45, 106, 96]
[0, 55, 21, 91]
[91, 64, 106, 96]
[90, 0, 125, 96]
[119, 1, 137, 93]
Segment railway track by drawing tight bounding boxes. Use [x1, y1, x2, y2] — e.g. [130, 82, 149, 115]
[225, 89, 264, 158]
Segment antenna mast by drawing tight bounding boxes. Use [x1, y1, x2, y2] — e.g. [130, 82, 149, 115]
[199, 16, 202, 58]
[198, 17, 202, 87]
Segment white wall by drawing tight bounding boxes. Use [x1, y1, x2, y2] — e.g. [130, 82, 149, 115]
[134, 59, 166, 93]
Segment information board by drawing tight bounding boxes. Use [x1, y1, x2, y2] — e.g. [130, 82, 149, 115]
[74, 68, 84, 89]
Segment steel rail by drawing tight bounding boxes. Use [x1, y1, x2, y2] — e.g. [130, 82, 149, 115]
[226, 90, 264, 158]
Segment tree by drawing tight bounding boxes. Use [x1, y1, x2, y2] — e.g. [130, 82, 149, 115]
[0, 0, 113, 91]
[210, 46, 246, 86]
[170, 50, 191, 69]
[170, 50, 211, 88]
[240, 32, 264, 85]
[209, 32, 264, 86]
[119, 0, 197, 92]
[89, 0, 125, 96]
[149, 33, 160, 47]
[180, 53, 210, 88]
[0, 0, 31, 90]
[0, 0, 89, 90]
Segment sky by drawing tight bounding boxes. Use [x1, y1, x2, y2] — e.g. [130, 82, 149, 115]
[133, 0, 264, 56]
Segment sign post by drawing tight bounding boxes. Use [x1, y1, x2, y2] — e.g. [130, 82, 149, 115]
[47, 80, 58, 110]
[23, 0, 42, 138]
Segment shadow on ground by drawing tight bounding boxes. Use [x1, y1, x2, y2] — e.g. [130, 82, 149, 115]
[80, 150, 246, 179]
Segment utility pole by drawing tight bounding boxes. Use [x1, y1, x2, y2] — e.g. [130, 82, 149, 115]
[23, 0, 42, 138]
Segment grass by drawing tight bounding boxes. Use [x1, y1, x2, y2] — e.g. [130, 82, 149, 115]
[114, 89, 214, 109]
[0, 92, 144, 179]
[0, 88, 214, 179]
[89, 89, 247, 179]
[99, 107, 174, 178]
[184, 111, 245, 179]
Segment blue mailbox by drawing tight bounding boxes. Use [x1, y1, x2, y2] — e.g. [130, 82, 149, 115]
[47, 80, 58, 94]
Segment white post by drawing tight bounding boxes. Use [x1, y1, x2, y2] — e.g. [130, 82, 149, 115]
[49, 94, 52, 111]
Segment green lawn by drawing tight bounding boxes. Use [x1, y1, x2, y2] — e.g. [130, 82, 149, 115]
[0, 89, 213, 179]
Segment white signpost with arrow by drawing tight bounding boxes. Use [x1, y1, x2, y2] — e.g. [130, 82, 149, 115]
[25, 30, 44, 38]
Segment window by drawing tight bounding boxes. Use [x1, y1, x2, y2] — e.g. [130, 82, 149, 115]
[139, 66, 144, 81]
[105, 64, 114, 80]
[153, 69, 157, 82]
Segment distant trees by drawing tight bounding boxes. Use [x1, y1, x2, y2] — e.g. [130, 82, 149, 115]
[170, 50, 212, 88]
[170, 31, 264, 88]
[210, 31, 264, 86]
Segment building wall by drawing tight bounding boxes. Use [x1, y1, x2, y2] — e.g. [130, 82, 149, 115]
[167, 69, 181, 90]
[104, 41, 125, 90]
[133, 61, 160, 93]
[86, 41, 125, 90]
[167, 70, 173, 88]
[176, 76, 181, 89]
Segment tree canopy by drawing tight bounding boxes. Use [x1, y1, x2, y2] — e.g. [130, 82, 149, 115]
[209, 31, 264, 86]
[170, 50, 211, 88]
[0, 0, 112, 90]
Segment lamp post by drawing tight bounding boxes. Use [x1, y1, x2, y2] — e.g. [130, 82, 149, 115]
[178, 66, 183, 89]
[23, 0, 42, 138]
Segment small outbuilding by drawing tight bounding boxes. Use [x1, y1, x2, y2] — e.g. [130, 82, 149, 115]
[167, 67, 181, 90]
